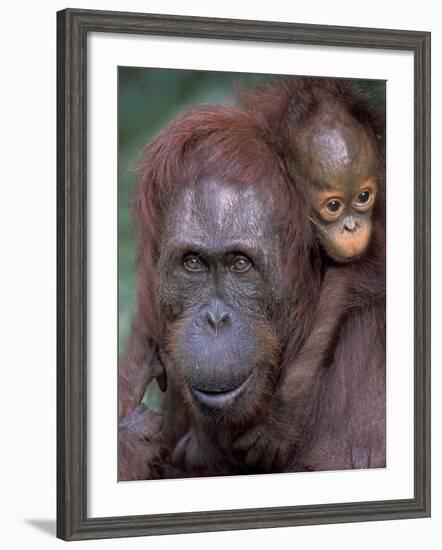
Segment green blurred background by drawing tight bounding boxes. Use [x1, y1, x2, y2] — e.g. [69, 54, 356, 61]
[118, 68, 386, 371]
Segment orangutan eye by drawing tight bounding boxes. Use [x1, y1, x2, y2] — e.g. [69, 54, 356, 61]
[356, 191, 371, 204]
[183, 255, 205, 272]
[325, 199, 343, 213]
[231, 256, 252, 273]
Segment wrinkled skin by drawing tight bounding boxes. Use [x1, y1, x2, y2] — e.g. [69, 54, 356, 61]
[158, 178, 285, 434]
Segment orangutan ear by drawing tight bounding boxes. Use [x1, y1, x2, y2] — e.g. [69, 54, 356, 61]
[156, 369, 168, 392]
[154, 350, 168, 392]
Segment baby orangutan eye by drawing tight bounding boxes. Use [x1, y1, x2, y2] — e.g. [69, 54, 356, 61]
[356, 191, 371, 204]
[325, 199, 343, 213]
[231, 256, 252, 273]
[183, 255, 205, 272]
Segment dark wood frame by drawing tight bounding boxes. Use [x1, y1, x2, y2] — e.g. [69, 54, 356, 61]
[57, 8, 431, 541]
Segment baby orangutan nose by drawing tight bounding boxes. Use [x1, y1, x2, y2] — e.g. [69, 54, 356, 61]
[343, 217, 360, 233]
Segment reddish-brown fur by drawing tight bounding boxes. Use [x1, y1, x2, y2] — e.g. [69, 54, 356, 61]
[227, 77, 385, 470]
[118, 404, 169, 481]
[118, 78, 386, 480]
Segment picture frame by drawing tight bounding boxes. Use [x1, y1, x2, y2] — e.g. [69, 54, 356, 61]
[57, 7, 431, 541]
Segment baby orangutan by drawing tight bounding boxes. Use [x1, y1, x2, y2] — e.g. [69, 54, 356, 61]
[299, 101, 379, 264]
[172, 80, 385, 474]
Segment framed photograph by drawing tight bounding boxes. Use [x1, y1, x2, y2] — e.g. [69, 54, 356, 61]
[57, 8, 431, 541]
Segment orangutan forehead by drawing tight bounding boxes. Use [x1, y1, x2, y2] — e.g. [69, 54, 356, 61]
[164, 177, 279, 244]
[296, 103, 377, 188]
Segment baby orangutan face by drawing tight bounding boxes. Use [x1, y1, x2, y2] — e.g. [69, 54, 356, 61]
[311, 177, 378, 262]
[297, 102, 379, 263]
